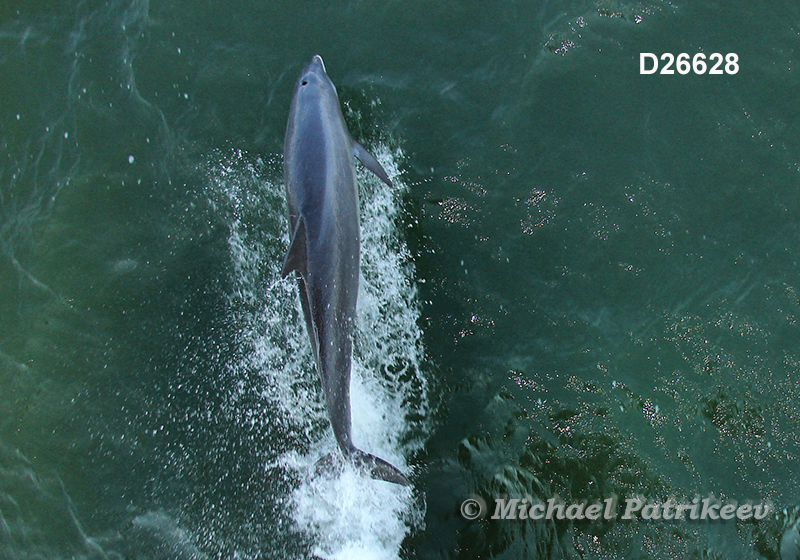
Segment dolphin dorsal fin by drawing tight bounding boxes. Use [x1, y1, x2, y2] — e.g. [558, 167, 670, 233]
[281, 215, 308, 279]
[353, 141, 393, 188]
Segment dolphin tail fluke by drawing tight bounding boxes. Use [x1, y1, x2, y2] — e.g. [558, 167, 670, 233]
[313, 449, 411, 486]
[352, 448, 411, 486]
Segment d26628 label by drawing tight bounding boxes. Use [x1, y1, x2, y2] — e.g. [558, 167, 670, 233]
[640, 53, 739, 75]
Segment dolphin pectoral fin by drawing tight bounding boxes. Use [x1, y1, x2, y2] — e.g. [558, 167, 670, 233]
[352, 448, 411, 486]
[281, 216, 308, 278]
[353, 141, 393, 188]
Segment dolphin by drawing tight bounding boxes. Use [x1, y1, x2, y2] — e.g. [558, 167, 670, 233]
[282, 55, 410, 486]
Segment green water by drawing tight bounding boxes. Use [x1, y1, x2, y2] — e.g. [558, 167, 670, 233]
[2, 0, 800, 558]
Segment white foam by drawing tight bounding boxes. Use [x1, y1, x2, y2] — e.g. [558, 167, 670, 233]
[207, 146, 429, 559]
[292, 465, 417, 560]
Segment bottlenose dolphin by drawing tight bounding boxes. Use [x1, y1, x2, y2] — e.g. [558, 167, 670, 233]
[282, 55, 410, 486]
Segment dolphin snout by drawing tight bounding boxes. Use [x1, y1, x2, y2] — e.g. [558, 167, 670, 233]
[312, 54, 326, 73]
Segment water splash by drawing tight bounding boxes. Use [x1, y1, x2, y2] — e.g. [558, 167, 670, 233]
[204, 145, 429, 558]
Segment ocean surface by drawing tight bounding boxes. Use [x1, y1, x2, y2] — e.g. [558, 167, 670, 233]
[2, 0, 800, 558]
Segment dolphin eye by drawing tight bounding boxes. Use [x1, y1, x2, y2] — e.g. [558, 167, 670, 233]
[301, 79, 308, 86]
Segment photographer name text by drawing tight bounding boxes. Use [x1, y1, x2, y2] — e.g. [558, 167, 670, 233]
[460, 495, 771, 522]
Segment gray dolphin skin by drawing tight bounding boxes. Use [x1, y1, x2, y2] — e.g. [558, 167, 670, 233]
[282, 55, 410, 486]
